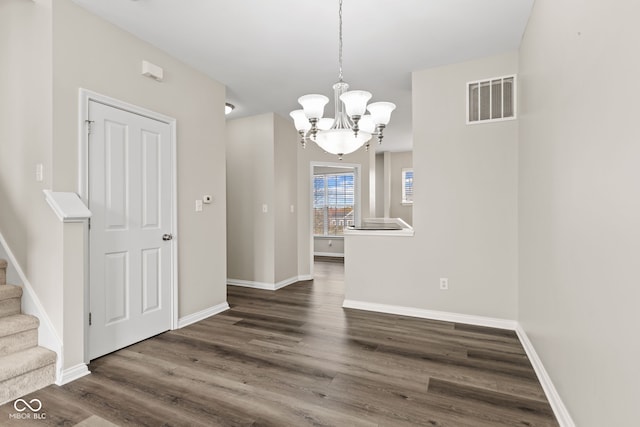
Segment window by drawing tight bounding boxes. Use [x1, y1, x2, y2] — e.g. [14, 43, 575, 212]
[313, 173, 355, 236]
[467, 75, 516, 124]
[402, 168, 414, 205]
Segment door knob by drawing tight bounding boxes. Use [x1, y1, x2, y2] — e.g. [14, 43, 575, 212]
[162, 233, 173, 241]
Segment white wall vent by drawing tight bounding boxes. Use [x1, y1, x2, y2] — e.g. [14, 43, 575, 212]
[467, 75, 516, 124]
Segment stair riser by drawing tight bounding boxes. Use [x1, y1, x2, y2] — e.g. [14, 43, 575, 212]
[0, 329, 38, 357]
[0, 363, 56, 404]
[0, 298, 21, 318]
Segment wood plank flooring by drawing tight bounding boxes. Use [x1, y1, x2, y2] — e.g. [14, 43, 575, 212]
[0, 261, 559, 426]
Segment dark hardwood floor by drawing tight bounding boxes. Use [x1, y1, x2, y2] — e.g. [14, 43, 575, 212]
[0, 261, 559, 426]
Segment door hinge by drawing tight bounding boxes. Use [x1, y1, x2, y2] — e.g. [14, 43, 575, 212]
[89, 312, 92, 326]
[86, 120, 95, 134]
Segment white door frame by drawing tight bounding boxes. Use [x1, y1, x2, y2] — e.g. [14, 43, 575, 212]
[78, 89, 179, 363]
[309, 161, 361, 278]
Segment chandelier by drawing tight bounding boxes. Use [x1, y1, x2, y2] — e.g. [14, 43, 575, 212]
[290, 0, 396, 160]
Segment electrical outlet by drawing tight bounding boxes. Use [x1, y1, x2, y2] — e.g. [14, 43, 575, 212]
[439, 278, 449, 290]
[262, 204, 268, 213]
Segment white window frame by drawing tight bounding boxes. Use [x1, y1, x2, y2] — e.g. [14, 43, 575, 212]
[466, 74, 517, 125]
[401, 168, 414, 206]
[313, 171, 357, 237]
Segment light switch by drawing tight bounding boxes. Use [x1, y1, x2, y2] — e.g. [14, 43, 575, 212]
[262, 204, 268, 213]
[195, 199, 203, 212]
[35, 164, 43, 182]
[290, 205, 295, 213]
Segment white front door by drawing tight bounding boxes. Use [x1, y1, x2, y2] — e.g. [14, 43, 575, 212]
[88, 100, 173, 360]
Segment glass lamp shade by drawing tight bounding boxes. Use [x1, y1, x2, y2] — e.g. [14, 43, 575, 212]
[298, 94, 329, 120]
[318, 118, 335, 130]
[367, 101, 396, 125]
[339, 90, 372, 117]
[289, 109, 311, 132]
[314, 129, 372, 156]
[359, 114, 375, 133]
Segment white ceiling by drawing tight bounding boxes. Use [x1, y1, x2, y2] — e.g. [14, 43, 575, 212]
[71, 0, 534, 152]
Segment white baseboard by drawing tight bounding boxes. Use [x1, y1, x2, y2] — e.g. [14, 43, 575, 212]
[177, 302, 230, 328]
[0, 231, 63, 382]
[342, 299, 518, 330]
[298, 274, 313, 281]
[56, 363, 90, 386]
[227, 275, 303, 291]
[314, 252, 345, 257]
[515, 325, 575, 427]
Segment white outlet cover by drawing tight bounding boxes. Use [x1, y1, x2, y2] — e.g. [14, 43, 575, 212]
[35, 163, 43, 182]
[195, 199, 203, 212]
[439, 278, 449, 290]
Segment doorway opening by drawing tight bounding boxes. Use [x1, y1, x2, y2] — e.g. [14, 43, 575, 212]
[310, 162, 361, 271]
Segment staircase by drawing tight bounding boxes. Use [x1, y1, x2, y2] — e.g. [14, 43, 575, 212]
[0, 259, 56, 404]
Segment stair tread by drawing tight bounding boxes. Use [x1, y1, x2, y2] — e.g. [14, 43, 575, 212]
[0, 314, 39, 338]
[0, 284, 22, 302]
[0, 347, 56, 383]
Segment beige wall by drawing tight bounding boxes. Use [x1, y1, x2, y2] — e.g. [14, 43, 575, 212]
[388, 151, 413, 225]
[226, 113, 298, 285]
[274, 114, 298, 283]
[0, 0, 65, 341]
[314, 238, 344, 256]
[375, 153, 385, 217]
[518, 0, 640, 425]
[345, 52, 518, 320]
[51, 0, 228, 325]
[226, 114, 275, 284]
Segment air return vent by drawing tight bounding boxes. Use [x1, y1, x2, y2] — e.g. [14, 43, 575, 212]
[467, 75, 516, 124]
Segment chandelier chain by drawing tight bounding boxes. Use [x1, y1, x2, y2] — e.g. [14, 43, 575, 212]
[338, 0, 343, 81]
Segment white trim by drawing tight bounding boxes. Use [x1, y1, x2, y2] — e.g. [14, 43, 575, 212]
[314, 252, 345, 257]
[227, 276, 303, 291]
[43, 190, 91, 223]
[342, 299, 518, 330]
[78, 89, 180, 355]
[515, 325, 576, 427]
[56, 364, 90, 386]
[344, 228, 414, 237]
[298, 274, 313, 281]
[177, 302, 230, 329]
[0, 230, 63, 382]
